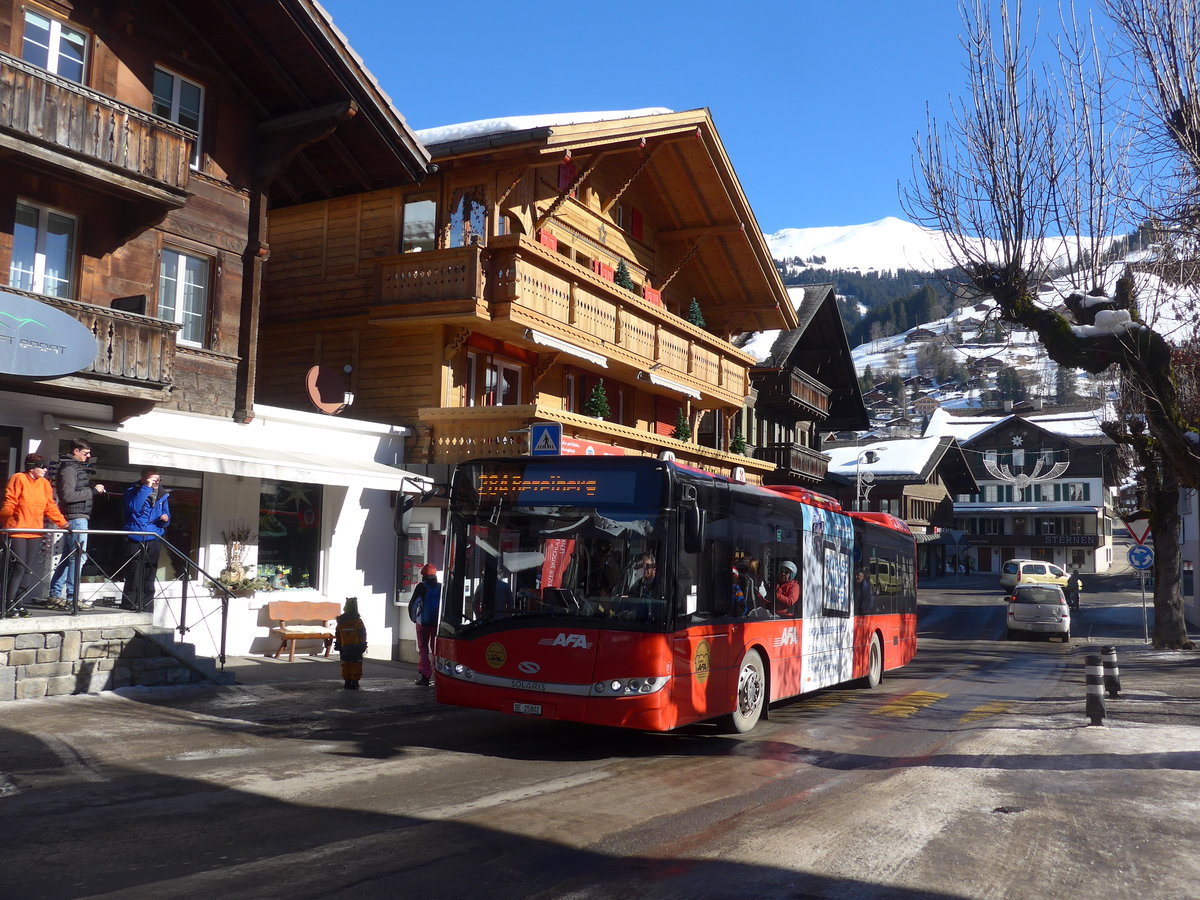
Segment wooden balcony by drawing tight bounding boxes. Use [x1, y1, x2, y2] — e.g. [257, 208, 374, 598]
[0, 51, 192, 208]
[755, 442, 830, 483]
[5, 290, 177, 399]
[419, 404, 775, 480]
[376, 234, 754, 407]
[752, 366, 832, 420]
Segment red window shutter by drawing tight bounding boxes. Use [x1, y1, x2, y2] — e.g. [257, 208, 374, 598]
[643, 286, 663, 307]
[537, 229, 558, 252]
[654, 398, 679, 436]
[631, 208, 644, 241]
[599, 263, 614, 281]
[558, 161, 577, 191]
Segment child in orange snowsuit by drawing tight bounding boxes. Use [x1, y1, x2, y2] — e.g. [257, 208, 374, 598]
[334, 597, 367, 690]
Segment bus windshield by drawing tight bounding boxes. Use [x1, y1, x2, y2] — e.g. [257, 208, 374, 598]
[443, 459, 673, 634]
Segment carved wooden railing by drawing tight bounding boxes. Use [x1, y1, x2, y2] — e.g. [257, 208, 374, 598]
[753, 366, 832, 419]
[376, 235, 753, 405]
[16, 291, 178, 387]
[753, 442, 830, 481]
[420, 404, 775, 479]
[0, 51, 192, 195]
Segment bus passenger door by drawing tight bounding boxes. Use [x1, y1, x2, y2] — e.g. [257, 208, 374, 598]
[673, 626, 730, 722]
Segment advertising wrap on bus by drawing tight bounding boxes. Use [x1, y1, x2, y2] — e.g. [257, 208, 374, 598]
[434, 456, 917, 732]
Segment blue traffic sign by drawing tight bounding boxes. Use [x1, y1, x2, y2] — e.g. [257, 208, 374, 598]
[530, 422, 562, 456]
[1128, 544, 1154, 570]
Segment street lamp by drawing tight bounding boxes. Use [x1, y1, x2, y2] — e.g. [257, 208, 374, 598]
[856, 447, 886, 512]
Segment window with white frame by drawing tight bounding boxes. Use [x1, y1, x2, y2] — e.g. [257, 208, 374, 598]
[158, 248, 210, 346]
[152, 67, 203, 167]
[22, 9, 86, 83]
[466, 352, 523, 407]
[10, 202, 75, 299]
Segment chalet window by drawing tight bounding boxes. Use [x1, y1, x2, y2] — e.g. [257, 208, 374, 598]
[152, 67, 203, 168]
[448, 187, 486, 248]
[402, 194, 437, 253]
[466, 351, 522, 407]
[1012, 448, 1024, 468]
[158, 248, 210, 347]
[11, 201, 75, 299]
[22, 10, 86, 83]
[258, 480, 321, 590]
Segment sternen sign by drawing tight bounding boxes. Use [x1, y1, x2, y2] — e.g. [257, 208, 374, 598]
[0, 291, 97, 378]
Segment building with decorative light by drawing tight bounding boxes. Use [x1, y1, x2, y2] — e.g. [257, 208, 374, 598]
[925, 405, 1123, 575]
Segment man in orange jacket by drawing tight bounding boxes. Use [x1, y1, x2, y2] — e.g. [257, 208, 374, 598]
[1, 453, 68, 616]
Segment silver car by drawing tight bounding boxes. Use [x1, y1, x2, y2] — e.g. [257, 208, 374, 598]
[1006, 583, 1070, 641]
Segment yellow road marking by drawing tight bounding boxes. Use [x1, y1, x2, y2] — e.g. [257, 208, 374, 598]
[871, 690, 949, 718]
[960, 701, 1012, 724]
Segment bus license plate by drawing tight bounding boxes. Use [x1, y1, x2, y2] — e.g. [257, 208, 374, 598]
[513, 702, 542, 716]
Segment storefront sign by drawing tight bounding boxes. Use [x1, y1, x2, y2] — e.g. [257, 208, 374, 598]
[0, 291, 96, 377]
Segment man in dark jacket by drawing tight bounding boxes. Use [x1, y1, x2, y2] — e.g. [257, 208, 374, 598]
[121, 468, 170, 611]
[48, 439, 105, 608]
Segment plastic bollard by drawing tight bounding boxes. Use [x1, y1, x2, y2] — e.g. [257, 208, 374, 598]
[1100, 645, 1121, 698]
[1085, 654, 1105, 726]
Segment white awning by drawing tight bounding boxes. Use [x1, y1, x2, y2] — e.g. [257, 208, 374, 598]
[69, 424, 424, 492]
[646, 371, 701, 399]
[526, 329, 608, 367]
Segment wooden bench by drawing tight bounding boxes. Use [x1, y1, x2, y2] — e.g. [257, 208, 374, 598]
[268, 600, 342, 661]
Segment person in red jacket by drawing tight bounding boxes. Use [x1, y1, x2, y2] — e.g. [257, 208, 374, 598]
[775, 559, 800, 617]
[1, 453, 68, 617]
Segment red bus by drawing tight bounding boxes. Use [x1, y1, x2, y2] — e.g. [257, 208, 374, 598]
[434, 456, 917, 732]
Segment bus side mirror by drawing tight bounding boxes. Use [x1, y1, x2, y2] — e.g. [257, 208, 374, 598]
[683, 506, 705, 554]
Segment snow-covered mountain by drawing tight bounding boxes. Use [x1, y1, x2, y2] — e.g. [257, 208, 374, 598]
[764, 217, 956, 273]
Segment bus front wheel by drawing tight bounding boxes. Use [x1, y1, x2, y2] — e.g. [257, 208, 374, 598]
[859, 634, 883, 689]
[723, 649, 766, 733]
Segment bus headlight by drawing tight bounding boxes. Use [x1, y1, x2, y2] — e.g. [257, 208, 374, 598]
[589, 676, 669, 697]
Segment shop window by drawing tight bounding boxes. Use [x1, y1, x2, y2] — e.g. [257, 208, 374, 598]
[402, 194, 437, 252]
[11, 201, 75, 299]
[258, 481, 321, 590]
[159, 248, 210, 346]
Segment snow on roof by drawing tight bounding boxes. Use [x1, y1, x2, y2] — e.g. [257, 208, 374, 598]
[416, 108, 675, 146]
[824, 436, 946, 478]
[924, 405, 1110, 442]
[737, 286, 808, 363]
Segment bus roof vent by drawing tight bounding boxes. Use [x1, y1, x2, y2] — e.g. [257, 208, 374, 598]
[659, 450, 676, 462]
[731, 466, 746, 483]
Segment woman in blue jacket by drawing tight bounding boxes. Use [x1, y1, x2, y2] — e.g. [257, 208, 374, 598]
[121, 468, 170, 611]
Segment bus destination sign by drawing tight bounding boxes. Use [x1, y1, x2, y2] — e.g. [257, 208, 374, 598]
[477, 468, 638, 504]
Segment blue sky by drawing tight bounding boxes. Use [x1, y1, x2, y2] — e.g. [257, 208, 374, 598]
[321, 1, 976, 233]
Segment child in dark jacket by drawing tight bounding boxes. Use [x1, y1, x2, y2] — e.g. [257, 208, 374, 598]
[334, 597, 367, 690]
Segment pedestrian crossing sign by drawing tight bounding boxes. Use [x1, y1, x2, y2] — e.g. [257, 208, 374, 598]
[530, 422, 562, 456]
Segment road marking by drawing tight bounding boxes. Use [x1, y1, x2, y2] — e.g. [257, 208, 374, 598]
[871, 690, 949, 718]
[960, 701, 1012, 724]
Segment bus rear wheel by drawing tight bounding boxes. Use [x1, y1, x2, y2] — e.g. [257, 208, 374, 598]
[723, 649, 766, 733]
[858, 634, 883, 689]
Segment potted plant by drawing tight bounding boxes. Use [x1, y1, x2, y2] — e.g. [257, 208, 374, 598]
[583, 380, 611, 419]
[216, 524, 268, 597]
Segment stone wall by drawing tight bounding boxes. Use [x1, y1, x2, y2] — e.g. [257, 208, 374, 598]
[0, 626, 207, 702]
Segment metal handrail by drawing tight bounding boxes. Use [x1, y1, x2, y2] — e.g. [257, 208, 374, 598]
[1, 527, 233, 667]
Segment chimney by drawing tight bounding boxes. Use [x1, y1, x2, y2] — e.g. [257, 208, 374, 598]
[1002, 400, 1013, 412]
[1032, 397, 1043, 410]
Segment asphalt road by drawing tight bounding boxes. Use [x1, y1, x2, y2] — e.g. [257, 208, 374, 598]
[2, 575, 1197, 899]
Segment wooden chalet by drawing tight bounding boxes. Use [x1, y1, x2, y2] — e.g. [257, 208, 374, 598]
[256, 108, 799, 482]
[0, 0, 427, 436]
[733, 284, 867, 484]
[0, 0, 434, 666]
